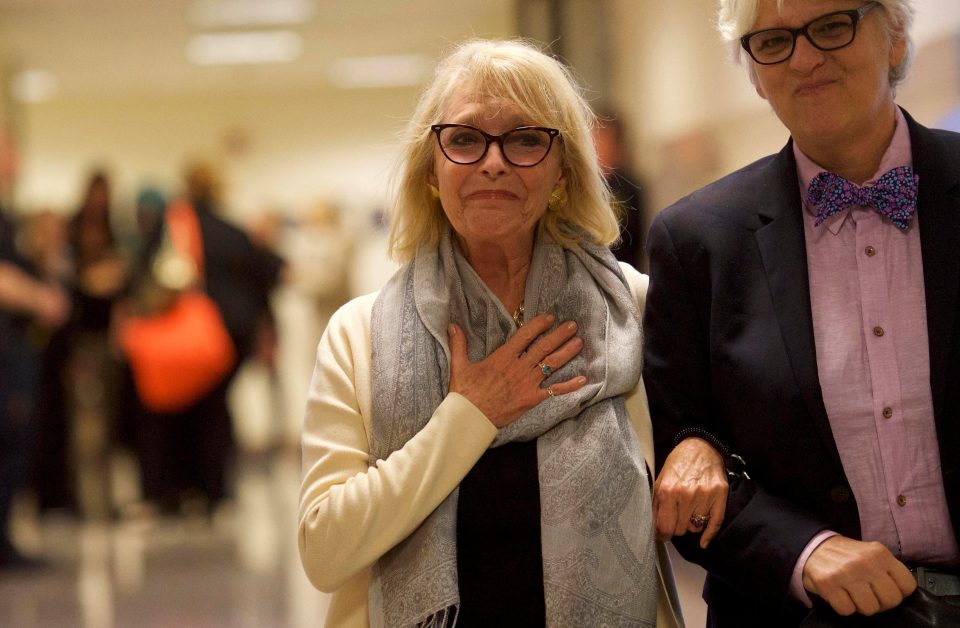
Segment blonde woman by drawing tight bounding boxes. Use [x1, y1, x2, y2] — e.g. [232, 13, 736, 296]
[299, 39, 703, 627]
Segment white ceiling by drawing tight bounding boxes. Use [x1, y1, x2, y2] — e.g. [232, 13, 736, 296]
[0, 0, 518, 100]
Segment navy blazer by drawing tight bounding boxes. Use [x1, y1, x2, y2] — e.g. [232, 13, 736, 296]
[643, 109, 960, 627]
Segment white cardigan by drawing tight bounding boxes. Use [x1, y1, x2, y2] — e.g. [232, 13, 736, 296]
[298, 265, 682, 627]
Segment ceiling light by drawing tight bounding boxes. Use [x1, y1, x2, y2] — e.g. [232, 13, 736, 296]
[10, 69, 59, 103]
[190, 0, 315, 27]
[327, 54, 433, 89]
[186, 31, 303, 66]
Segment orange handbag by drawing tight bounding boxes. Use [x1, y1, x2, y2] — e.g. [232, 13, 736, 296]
[120, 201, 237, 413]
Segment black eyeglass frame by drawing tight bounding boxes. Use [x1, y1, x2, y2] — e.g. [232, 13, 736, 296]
[739, 1, 881, 65]
[430, 123, 561, 168]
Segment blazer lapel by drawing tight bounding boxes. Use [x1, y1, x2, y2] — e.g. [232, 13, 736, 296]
[906, 111, 960, 422]
[753, 142, 846, 474]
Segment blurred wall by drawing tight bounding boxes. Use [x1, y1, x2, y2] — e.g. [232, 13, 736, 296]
[5, 0, 960, 227]
[17, 87, 420, 226]
[3, 1, 518, 230]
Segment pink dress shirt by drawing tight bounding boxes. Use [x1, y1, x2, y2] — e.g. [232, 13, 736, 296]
[788, 108, 959, 604]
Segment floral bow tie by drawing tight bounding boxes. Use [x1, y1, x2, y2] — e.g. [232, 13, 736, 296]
[806, 166, 919, 231]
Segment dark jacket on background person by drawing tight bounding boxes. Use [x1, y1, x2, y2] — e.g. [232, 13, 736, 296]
[193, 199, 284, 361]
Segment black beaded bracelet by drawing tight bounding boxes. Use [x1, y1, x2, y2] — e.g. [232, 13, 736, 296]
[673, 426, 731, 459]
[673, 427, 750, 479]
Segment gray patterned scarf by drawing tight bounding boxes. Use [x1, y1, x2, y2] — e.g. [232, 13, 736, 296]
[369, 224, 657, 627]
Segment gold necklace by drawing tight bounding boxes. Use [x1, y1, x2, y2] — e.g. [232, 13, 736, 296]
[512, 299, 525, 328]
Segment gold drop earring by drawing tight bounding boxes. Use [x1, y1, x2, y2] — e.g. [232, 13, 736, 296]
[548, 188, 568, 211]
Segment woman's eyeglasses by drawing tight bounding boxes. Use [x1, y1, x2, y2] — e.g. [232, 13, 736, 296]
[431, 124, 560, 167]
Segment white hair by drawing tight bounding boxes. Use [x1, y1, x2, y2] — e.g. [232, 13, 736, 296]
[717, 0, 914, 87]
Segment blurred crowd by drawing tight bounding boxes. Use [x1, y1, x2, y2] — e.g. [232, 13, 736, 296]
[0, 106, 646, 573]
[0, 160, 382, 572]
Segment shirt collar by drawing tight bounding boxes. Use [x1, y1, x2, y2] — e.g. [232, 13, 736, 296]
[794, 107, 913, 233]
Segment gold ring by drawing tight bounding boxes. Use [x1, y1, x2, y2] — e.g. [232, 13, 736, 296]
[538, 362, 552, 377]
[546, 386, 555, 398]
[690, 513, 710, 530]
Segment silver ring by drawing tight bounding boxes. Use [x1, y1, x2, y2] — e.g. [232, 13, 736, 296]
[546, 386, 555, 398]
[538, 362, 552, 377]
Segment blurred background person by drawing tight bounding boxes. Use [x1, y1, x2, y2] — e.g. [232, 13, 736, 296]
[111, 185, 169, 484]
[128, 161, 285, 517]
[18, 210, 72, 285]
[0, 203, 70, 568]
[594, 108, 649, 270]
[257, 201, 353, 452]
[129, 186, 167, 260]
[32, 170, 129, 520]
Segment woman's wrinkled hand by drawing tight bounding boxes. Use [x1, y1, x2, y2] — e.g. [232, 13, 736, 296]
[654, 437, 729, 548]
[447, 313, 586, 428]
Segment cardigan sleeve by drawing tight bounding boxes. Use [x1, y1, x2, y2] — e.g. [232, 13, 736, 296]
[297, 294, 498, 593]
[619, 263, 655, 472]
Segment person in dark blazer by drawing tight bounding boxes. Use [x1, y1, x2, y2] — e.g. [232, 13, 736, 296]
[644, 1, 959, 626]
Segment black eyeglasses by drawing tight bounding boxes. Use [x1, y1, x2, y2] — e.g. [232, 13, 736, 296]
[431, 124, 561, 167]
[740, 1, 880, 65]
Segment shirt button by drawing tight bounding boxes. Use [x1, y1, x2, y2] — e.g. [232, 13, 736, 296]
[897, 494, 907, 507]
[873, 326, 885, 337]
[865, 245, 876, 257]
[882, 407, 893, 419]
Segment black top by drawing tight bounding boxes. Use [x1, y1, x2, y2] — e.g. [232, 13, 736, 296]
[455, 439, 546, 627]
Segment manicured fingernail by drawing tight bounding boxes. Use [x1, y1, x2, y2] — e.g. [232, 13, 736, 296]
[566, 322, 577, 331]
[576, 376, 587, 384]
[448, 324, 456, 336]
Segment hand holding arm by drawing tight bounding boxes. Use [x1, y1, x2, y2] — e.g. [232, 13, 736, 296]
[654, 436, 729, 548]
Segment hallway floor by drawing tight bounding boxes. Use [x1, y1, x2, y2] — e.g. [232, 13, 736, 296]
[1, 449, 706, 627]
[1, 450, 331, 628]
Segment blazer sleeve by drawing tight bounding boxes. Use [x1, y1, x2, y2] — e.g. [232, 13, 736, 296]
[643, 212, 830, 603]
[297, 295, 497, 593]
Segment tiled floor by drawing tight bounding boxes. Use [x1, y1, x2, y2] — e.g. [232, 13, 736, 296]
[2, 451, 325, 628]
[1, 449, 707, 628]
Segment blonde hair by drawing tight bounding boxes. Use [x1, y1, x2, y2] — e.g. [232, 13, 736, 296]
[387, 38, 617, 263]
[717, 0, 914, 88]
